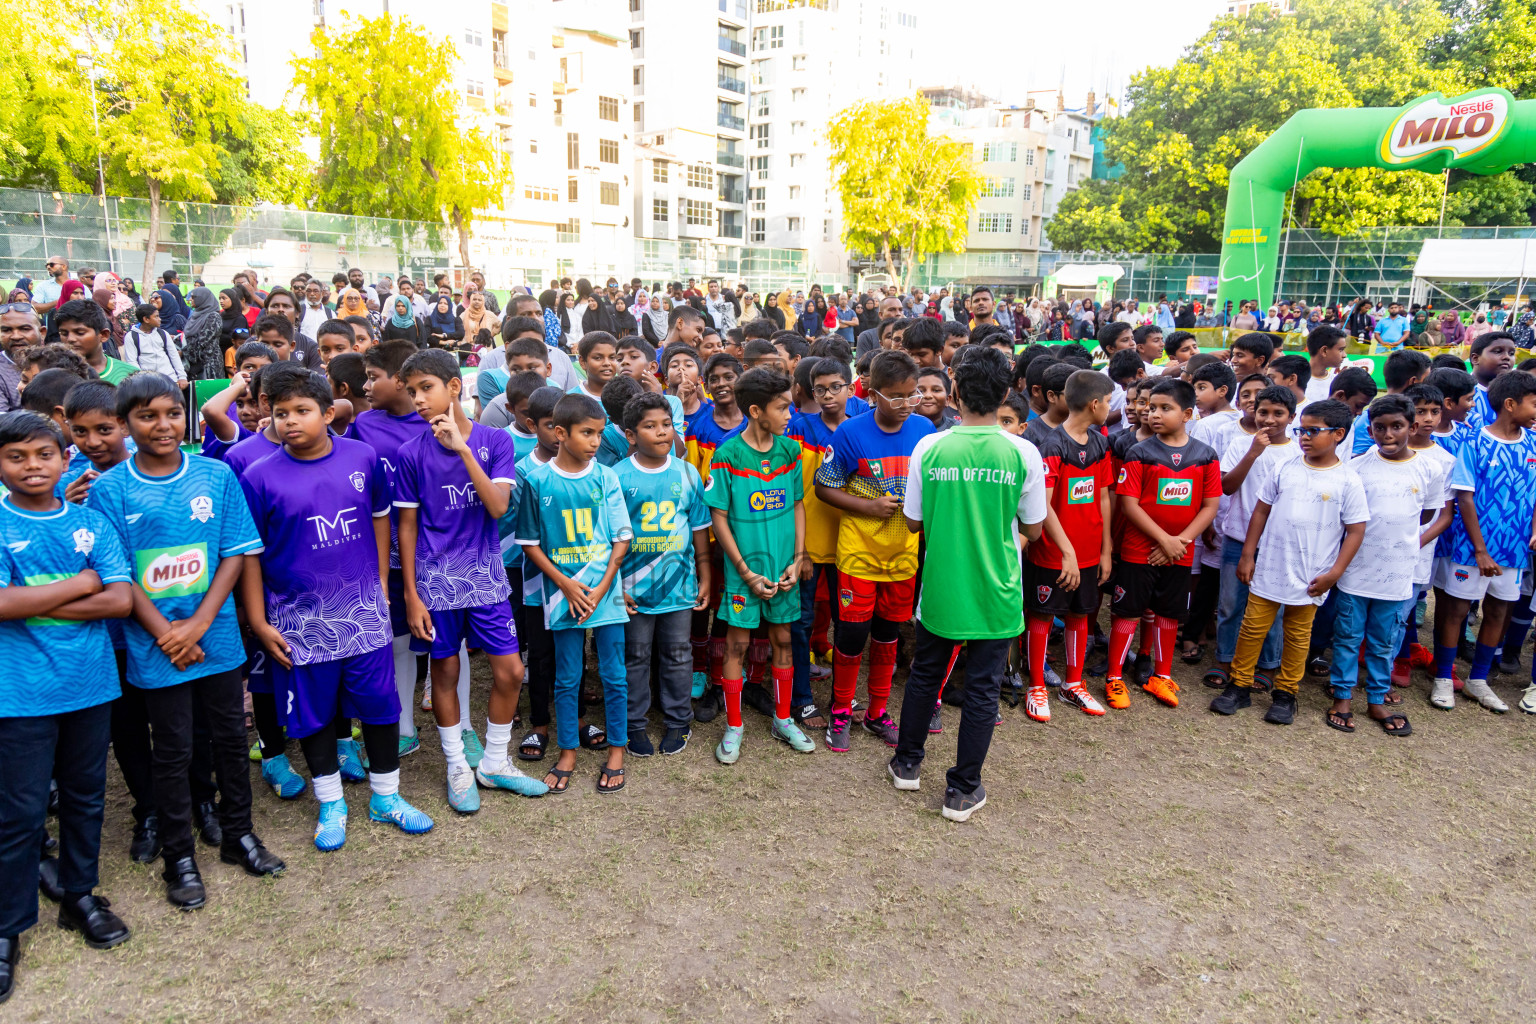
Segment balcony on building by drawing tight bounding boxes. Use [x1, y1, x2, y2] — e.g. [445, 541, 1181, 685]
[718, 185, 744, 204]
[718, 70, 746, 94]
[717, 149, 745, 168]
[718, 29, 746, 57]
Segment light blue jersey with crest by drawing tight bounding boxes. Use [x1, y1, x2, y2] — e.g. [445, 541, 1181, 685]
[612, 454, 710, 614]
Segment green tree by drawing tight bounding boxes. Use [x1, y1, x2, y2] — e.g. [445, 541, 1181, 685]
[827, 95, 982, 287]
[293, 14, 510, 269]
[1047, 0, 1536, 253]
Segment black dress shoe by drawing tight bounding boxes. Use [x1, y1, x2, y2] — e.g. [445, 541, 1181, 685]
[57, 893, 131, 949]
[161, 856, 207, 910]
[192, 801, 222, 847]
[37, 855, 63, 904]
[741, 682, 775, 717]
[129, 814, 161, 864]
[219, 833, 285, 877]
[0, 935, 17, 1004]
[693, 686, 722, 723]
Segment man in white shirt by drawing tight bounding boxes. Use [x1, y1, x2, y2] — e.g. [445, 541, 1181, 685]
[704, 279, 736, 330]
[299, 279, 332, 341]
[475, 293, 577, 390]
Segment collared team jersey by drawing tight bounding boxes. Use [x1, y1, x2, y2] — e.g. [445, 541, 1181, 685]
[1448, 425, 1536, 568]
[1115, 435, 1221, 566]
[705, 433, 804, 582]
[502, 450, 552, 610]
[786, 409, 844, 565]
[514, 459, 633, 631]
[613, 454, 711, 614]
[814, 411, 934, 582]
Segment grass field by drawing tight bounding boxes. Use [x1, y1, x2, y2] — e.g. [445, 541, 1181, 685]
[14, 631, 1536, 1024]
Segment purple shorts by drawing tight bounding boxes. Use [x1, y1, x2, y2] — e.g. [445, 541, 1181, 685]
[409, 600, 520, 659]
[271, 645, 399, 739]
[244, 630, 273, 696]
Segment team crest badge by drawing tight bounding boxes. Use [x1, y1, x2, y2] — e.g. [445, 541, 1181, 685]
[729, 593, 747, 615]
[671, 482, 682, 496]
[1037, 585, 1052, 603]
[1171, 453, 1182, 467]
[478, 446, 490, 462]
[1077, 451, 1087, 465]
[349, 471, 366, 492]
[868, 459, 883, 478]
[839, 588, 854, 607]
[1454, 568, 1471, 582]
[189, 495, 214, 523]
[589, 485, 603, 503]
[761, 459, 771, 473]
[1113, 586, 1125, 602]
[72, 528, 95, 555]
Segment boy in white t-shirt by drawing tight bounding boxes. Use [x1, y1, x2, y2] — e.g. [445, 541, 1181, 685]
[1212, 399, 1369, 724]
[1210, 384, 1300, 690]
[1182, 362, 1242, 662]
[1327, 396, 1443, 736]
[1303, 325, 1348, 405]
[1392, 383, 1456, 685]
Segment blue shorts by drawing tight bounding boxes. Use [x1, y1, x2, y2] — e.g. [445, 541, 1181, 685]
[272, 645, 398, 739]
[244, 630, 273, 695]
[388, 569, 409, 637]
[409, 600, 520, 659]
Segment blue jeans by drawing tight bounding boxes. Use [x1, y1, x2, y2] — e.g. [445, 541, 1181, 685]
[791, 563, 839, 709]
[1217, 537, 1282, 669]
[553, 624, 628, 750]
[1330, 591, 1413, 704]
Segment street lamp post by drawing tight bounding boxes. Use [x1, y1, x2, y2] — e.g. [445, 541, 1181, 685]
[75, 53, 116, 274]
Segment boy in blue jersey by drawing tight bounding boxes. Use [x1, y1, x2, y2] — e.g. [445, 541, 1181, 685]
[396, 350, 546, 811]
[571, 331, 619, 403]
[351, 340, 434, 756]
[1431, 370, 1536, 713]
[516, 393, 634, 794]
[1424, 367, 1477, 455]
[59, 381, 132, 504]
[1464, 331, 1518, 432]
[597, 375, 643, 466]
[615, 393, 712, 756]
[89, 375, 285, 908]
[239, 370, 434, 851]
[1347, 351, 1427, 456]
[502, 371, 549, 461]
[0, 411, 134, 999]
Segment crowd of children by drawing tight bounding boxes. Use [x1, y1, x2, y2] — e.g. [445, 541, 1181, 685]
[6, 295, 1536, 1004]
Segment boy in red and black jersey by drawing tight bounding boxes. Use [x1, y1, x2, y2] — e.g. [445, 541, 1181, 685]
[1107, 377, 1221, 710]
[1025, 371, 1117, 721]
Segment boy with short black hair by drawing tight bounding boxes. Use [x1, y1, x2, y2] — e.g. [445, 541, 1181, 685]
[1265, 354, 1309, 407]
[314, 320, 358, 367]
[1349, 349, 1430, 455]
[61, 380, 132, 504]
[1133, 324, 1165, 375]
[1228, 331, 1274, 379]
[396, 349, 544, 810]
[1023, 362, 1074, 448]
[327, 352, 369, 412]
[479, 339, 551, 430]
[1424, 367, 1477, 453]
[598, 375, 644, 466]
[1395, 383, 1456, 684]
[996, 391, 1029, 434]
[54, 300, 134, 384]
[1096, 321, 1134, 355]
[742, 338, 784, 372]
[1183, 362, 1241, 660]
[253, 314, 300, 364]
[21, 368, 87, 433]
[1214, 399, 1368, 724]
[1464, 330, 1518, 431]
[1304, 325, 1349, 403]
[901, 317, 946, 369]
[571, 332, 619, 404]
[915, 367, 958, 431]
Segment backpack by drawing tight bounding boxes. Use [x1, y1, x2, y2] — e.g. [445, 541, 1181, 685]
[131, 326, 178, 366]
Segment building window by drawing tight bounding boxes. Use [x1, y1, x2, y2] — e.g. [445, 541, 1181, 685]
[598, 95, 619, 121]
[465, 80, 484, 99]
[753, 25, 783, 49]
[464, 27, 483, 46]
[629, 28, 642, 49]
[653, 160, 669, 183]
[787, 185, 800, 200]
[981, 142, 1017, 162]
[748, 186, 765, 200]
[750, 123, 770, 149]
[687, 163, 714, 190]
[528, 93, 537, 107]
[530, 140, 538, 153]
[523, 186, 559, 202]
[600, 182, 619, 205]
[749, 155, 769, 178]
[633, 101, 643, 128]
[653, 198, 669, 222]
[980, 177, 1015, 198]
[977, 212, 1013, 233]
[557, 219, 580, 243]
[787, 216, 801, 232]
[791, 87, 805, 103]
[789, 153, 804, 167]
[681, 198, 714, 225]
[751, 59, 771, 86]
[754, 91, 770, 117]
[750, 218, 765, 243]
[599, 139, 619, 163]
[633, 66, 644, 89]
[823, 218, 832, 242]
[629, 0, 641, 10]
[567, 178, 579, 202]
[1024, 149, 1035, 167]
[791, 54, 806, 69]
[790, 120, 804, 135]
[1021, 183, 1033, 202]
[567, 133, 579, 170]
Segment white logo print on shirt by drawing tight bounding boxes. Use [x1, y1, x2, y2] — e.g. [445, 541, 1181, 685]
[189, 495, 214, 523]
[478, 446, 490, 462]
[350, 471, 366, 492]
[72, 528, 95, 555]
[7, 540, 28, 553]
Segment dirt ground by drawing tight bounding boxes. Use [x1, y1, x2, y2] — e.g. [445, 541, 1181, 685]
[14, 620, 1536, 1024]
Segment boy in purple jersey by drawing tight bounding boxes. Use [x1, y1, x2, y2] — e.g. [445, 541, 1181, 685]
[239, 370, 433, 852]
[397, 350, 547, 811]
[349, 340, 435, 757]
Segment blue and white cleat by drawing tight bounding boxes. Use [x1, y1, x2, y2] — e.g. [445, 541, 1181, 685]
[368, 792, 435, 833]
[336, 739, 367, 781]
[691, 671, 708, 699]
[261, 754, 306, 800]
[475, 758, 549, 797]
[313, 798, 348, 852]
[715, 724, 744, 765]
[398, 732, 421, 757]
[460, 729, 485, 769]
[444, 764, 480, 814]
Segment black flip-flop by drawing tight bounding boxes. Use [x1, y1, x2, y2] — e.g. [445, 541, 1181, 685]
[1381, 690, 1404, 706]
[1181, 644, 1205, 665]
[1325, 709, 1355, 732]
[1203, 667, 1230, 689]
[543, 768, 573, 793]
[516, 731, 547, 762]
[580, 723, 608, 749]
[597, 766, 625, 794]
[1375, 712, 1412, 737]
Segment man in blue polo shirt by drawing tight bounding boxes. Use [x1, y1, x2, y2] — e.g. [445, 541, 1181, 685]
[1373, 302, 1411, 352]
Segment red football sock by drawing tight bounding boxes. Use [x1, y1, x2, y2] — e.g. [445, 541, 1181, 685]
[1154, 616, 1179, 678]
[1026, 615, 1052, 688]
[722, 676, 744, 728]
[1064, 615, 1088, 685]
[1138, 609, 1157, 656]
[709, 639, 726, 686]
[772, 666, 794, 719]
[1108, 617, 1138, 677]
[747, 638, 770, 685]
[831, 650, 861, 713]
[867, 638, 898, 719]
[691, 637, 710, 675]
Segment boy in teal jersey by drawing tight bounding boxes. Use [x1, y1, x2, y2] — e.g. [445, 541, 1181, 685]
[615, 393, 712, 757]
[59, 381, 133, 504]
[502, 371, 549, 461]
[88, 375, 284, 908]
[598, 374, 643, 466]
[0, 411, 135, 997]
[515, 392, 634, 794]
[704, 367, 809, 763]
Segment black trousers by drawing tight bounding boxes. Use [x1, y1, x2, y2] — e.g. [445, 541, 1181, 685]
[111, 677, 217, 827]
[139, 669, 252, 861]
[893, 622, 1010, 796]
[0, 703, 112, 937]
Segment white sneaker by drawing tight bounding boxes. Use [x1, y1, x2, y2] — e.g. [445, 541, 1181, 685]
[1430, 677, 1455, 710]
[1463, 678, 1509, 713]
[1519, 684, 1536, 715]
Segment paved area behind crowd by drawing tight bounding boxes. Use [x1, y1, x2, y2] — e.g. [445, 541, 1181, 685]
[17, 622, 1536, 1024]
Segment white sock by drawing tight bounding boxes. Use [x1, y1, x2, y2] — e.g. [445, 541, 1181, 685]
[393, 633, 417, 737]
[369, 768, 400, 797]
[313, 771, 343, 804]
[484, 720, 513, 766]
[457, 641, 472, 733]
[438, 725, 468, 773]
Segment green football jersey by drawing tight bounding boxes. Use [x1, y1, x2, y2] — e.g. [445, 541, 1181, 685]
[703, 432, 803, 579]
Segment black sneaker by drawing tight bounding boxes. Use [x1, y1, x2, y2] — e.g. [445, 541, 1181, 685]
[941, 784, 987, 822]
[1264, 690, 1297, 725]
[1000, 671, 1023, 708]
[694, 686, 723, 724]
[1084, 645, 1109, 678]
[1131, 653, 1154, 688]
[887, 758, 920, 791]
[1498, 653, 1522, 675]
[741, 683, 775, 717]
[659, 726, 691, 755]
[627, 731, 655, 757]
[1209, 682, 1252, 716]
[927, 704, 943, 734]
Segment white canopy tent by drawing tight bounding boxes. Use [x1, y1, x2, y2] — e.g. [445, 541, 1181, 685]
[1410, 238, 1536, 309]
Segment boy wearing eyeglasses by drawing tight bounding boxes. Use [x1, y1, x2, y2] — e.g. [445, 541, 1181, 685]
[813, 350, 935, 752]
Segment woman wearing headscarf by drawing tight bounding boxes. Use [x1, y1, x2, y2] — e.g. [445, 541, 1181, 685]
[1464, 311, 1492, 345]
[763, 291, 786, 331]
[381, 294, 426, 347]
[57, 279, 86, 310]
[337, 287, 376, 331]
[540, 289, 569, 353]
[738, 292, 760, 324]
[152, 287, 188, 333]
[1407, 309, 1439, 348]
[425, 295, 463, 348]
[91, 279, 129, 353]
[458, 289, 499, 345]
[119, 276, 141, 304]
[182, 287, 226, 381]
[217, 288, 247, 355]
[1175, 303, 1197, 329]
[1438, 311, 1465, 348]
[1509, 311, 1536, 349]
[611, 296, 639, 337]
[798, 296, 827, 338]
[12, 277, 32, 300]
[642, 294, 671, 347]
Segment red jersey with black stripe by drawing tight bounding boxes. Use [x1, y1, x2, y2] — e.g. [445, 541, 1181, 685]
[1030, 425, 1113, 571]
[1114, 434, 1221, 566]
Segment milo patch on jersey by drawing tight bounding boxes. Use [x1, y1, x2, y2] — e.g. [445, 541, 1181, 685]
[1155, 479, 1194, 507]
[749, 488, 786, 512]
[1067, 477, 1095, 504]
[137, 543, 210, 598]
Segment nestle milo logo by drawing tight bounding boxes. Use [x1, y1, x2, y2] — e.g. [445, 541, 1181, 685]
[1067, 477, 1095, 504]
[1381, 89, 1511, 166]
[1156, 479, 1193, 506]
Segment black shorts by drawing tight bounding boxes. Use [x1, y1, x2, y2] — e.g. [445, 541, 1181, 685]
[1109, 559, 1192, 623]
[1024, 561, 1100, 617]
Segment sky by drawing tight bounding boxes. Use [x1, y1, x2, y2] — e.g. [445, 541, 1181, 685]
[926, 0, 1218, 110]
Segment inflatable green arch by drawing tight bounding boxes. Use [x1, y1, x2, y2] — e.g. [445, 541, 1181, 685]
[1216, 87, 1536, 312]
